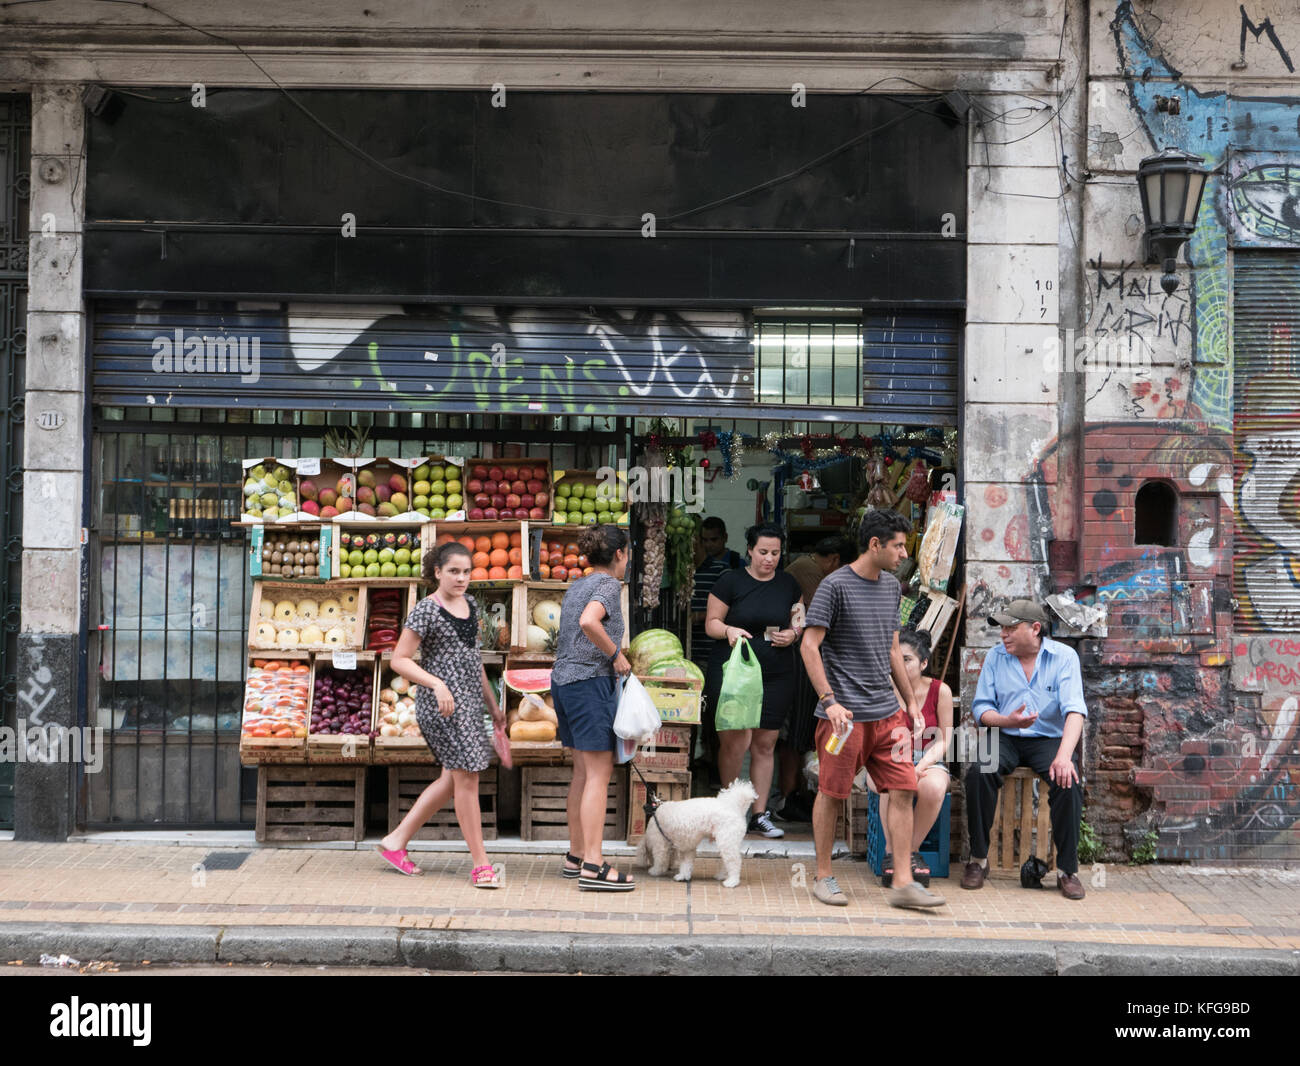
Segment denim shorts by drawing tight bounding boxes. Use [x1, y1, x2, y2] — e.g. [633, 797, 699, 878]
[551, 675, 617, 752]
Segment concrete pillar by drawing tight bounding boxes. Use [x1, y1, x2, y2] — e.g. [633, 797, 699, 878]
[16, 83, 86, 840]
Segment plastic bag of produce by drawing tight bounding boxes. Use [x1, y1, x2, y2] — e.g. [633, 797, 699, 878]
[716, 638, 762, 732]
[918, 500, 964, 593]
[614, 674, 661, 743]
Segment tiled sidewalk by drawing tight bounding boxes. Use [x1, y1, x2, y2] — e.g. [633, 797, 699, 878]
[1, 841, 1297, 951]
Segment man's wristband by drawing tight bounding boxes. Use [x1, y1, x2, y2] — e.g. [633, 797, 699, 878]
[819, 690, 834, 702]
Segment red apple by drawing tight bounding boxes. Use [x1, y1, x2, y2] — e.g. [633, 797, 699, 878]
[473, 493, 491, 508]
[471, 465, 487, 480]
[488, 467, 504, 483]
[505, 493, 521, 509]
[502, 466, 519, 482]
[483, 507, 499, 521]
[535, 491, 549, 508]
[520, 494, 535, 509]
[515, 508, 531, 519]
[509, 480, 525, 495]
[528, 507, 545, 520]
[469, 507, 485, 520]
[526, 479, 545, 495]
[490, 494, 506, 510]
[467, 479, 483, 495]
[482, 480, 498, 496]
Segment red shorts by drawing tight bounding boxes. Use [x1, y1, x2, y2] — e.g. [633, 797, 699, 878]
[816, 710, 918, 799]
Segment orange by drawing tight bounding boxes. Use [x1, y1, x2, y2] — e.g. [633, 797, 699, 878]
[472, 551, 491, 569]
[436, 533, 454, 546]
[538, 564, 551, 579]
[549, 541, 562, 556]
[457, 536, 476, 552]
[564, 542, 579, 556]
[474, 536, 492, 554]
[508, 547, 522, 565]
[577, 554, 588, 568]
[491, 531, 510, 551]
[471, 566, 490, 581]
[552, 565, 568, 581]
[488, 565, 508, 579]
[509, 532, 522, 548]
[489, 548, 509, 568]
[506, 564, 523, 580]
[563, 554, 579, 569]
[538, 549, 550, 564]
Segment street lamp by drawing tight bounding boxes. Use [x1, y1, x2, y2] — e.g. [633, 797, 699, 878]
[1137, 148, 1209, 295]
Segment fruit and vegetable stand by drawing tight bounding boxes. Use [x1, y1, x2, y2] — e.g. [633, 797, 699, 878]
[236, 452, 703, 843]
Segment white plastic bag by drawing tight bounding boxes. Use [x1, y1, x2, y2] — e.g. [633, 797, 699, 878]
[614, 674, 661, 743]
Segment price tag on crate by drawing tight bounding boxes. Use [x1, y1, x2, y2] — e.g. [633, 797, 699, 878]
[297, 457, 321, 476]
[333, 649, 357, 670]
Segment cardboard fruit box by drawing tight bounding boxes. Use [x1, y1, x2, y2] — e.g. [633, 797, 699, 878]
[638, 672, 704, 725]
[332, 520, 433, 581]
[249, 524, 332, 581]
[463, 456, 551, 524]
[393, 455, 469, 521]
[239, 457, 301, 524]
[371, 659, 429, 763]
[511, 581, 630, 658]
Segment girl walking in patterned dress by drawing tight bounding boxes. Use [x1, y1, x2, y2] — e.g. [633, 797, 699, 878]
[378, 542, 505, 888]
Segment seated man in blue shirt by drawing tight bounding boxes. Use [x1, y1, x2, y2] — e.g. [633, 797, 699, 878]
[961, 599, 1087, 900]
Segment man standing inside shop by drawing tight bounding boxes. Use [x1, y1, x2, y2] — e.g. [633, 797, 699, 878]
[691, 517, 743, 786]
[801, 509, 945, 909]
[960, 600, 1087, 901]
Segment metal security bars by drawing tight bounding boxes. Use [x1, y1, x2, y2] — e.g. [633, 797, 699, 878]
[89, 408, 627, 828]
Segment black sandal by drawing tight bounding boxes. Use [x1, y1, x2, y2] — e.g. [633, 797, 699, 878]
[911, 852, 932, 888]
[578, 861, 636, 892]
[561, 852, 583, 879]
[881, 852, 895, 888]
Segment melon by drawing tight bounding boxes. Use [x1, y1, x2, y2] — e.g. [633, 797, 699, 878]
[339, 590, 359, 612]
[324, 626, 348, 645]
[645, 656, 705, 684]
[532, 599, 562, 629]
[277, 628, 300, 648]
[254, 621, 277, 644]
[525, 624, 551, 653]
[319, 598, 341, 619]
[258, 600, 276, 621]
[273, 600, 296, 621]
[300, 624, 325, 645]
[628, 629, 684, 674]
[503, 667, 553, 693]
[297, 599, 319, 619]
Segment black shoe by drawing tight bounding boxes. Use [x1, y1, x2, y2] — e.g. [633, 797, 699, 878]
[748, 810, 785, 839]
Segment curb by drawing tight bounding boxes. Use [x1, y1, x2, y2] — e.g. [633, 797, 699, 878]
[2, 922, 1298, 975]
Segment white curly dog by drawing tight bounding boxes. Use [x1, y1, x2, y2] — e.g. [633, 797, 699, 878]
[635, 779, 759, 888]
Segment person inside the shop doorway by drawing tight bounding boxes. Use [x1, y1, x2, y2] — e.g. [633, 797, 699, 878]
[776, 536, 854, 823]
[691, 517, 743, 787]
[801, 509, 945, 909]
[550, 524, 636, 892]
[704, 522, 804, 839]
[961, 599, 1088, 901]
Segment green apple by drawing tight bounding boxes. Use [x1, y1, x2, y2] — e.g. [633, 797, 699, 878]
[583, 513, 598, 525]
[445, 493, 462, 510]
[431, 480, 446, 495]
[413, 464, 431, 482]
[430, 508, 447, 520]
[568, 510, 582, 524]
[556, 483, 571, 499]
[394, 548, 411, 565]
[379, 548, 395, 563]
[597, 511, 611, 524]
[429, 494, 446, 509]
[413, 481, 431, 497]
[338, 562, 351, 578]
[349, 549, 364, 567]
[365, 562, 381, 577]
[581, 498, 596, 514]
[608, 499, 624, 513]
[364, 548, 379, 565]
[428, 466, 445, 482]
[396, 563, 412, 577]
[380, 561, 398, 577]
[413, 495, 429, 510]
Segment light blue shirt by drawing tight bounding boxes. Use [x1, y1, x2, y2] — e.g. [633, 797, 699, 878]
[971, 638, 1088, 738]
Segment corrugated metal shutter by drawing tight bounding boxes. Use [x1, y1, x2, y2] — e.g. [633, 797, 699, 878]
[92, 302, 960, 424]
[1232, 251, 1300, 632]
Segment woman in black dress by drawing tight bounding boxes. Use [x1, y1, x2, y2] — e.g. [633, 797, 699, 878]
[704, 523, 804, 839]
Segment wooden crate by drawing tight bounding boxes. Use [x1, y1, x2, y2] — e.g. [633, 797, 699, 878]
[510, 580, 629, 657]
[627, 769, 691, 844]
[255, 764, 366, 842]
[386, 765, 499, 840]
[371, 659, 431, 763]
[239, 653, 311, 765]
[248, 582, 365, 652]
[631, 725, 692, 771]
[638, 674, 703, 725]
[465, 454, 552, 524]
[522, 765, 626, 842]
[549, 467, 626, 528]
[248, 524, 332, 581]
[990, 767, 1054, 875]
[845, 789, 871, 854]
[362, 582, 421, 653]
[306, 651, 376, 764]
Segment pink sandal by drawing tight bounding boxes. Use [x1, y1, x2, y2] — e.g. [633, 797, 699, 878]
[471, 864, 502, 889]
[375, 845, 423, 876]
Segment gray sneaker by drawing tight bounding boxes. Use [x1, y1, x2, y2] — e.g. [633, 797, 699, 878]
[887, 881, 946, 909]
[813, 876, 849, 906]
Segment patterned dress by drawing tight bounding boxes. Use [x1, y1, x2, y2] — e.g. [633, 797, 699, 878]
[403, 594, 493, 772]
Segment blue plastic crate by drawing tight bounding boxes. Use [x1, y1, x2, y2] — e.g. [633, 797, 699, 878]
[865, 790, 950, 878]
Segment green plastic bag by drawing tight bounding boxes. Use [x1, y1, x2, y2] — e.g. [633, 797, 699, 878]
[715, 637, 763, 731]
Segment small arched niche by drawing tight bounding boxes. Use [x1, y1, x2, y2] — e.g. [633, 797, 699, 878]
[1134, 480, 1179, 546]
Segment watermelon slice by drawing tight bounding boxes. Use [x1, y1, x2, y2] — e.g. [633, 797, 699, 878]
[503, 667, 553, 693]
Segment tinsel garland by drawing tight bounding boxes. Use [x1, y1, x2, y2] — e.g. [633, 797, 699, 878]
[716, 429, 744, 480]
